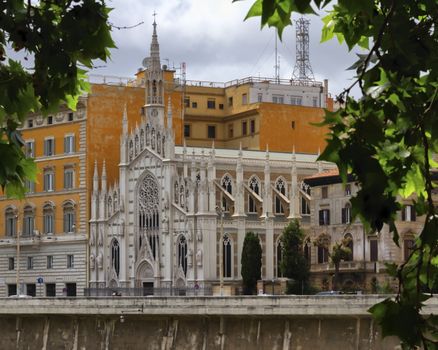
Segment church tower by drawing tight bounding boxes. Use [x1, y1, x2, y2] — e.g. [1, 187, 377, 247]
[142, 16, 165, 127]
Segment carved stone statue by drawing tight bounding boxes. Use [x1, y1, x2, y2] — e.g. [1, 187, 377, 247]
[196, 249, 202, 267]
[197, 230, 202, 242]
[89, 226, 96, 246]
[90, 254, 95, 270]
[187, 248, 193, 268]
[97, 252, 103, 269]
[98, 226, 104, 247]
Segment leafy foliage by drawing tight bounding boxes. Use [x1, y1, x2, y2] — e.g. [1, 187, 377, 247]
[239, 0, 438, 347]
[0, 0, 115, 197]
[330, 238, 352, 290]
[280, 220, 310, 287]
[241, 231, 262, 294]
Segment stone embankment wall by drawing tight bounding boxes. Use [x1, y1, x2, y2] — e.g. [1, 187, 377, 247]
[1, 296, 435, 350]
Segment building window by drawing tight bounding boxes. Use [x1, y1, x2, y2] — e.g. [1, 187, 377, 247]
[248, 176, 260, 213]
[404, 239, 415, 261]
[291, 121, 295, 129]
[223, 234, 232, 278]
[47, 115, 53, 124]
[207, 125, 216, 139]
[184, 124, 191, 138]
[8, 257, 14, 271]
[313, 96, 318, 107]
[344, 233, 353, 261]
[67, 254, 74, 269]
[228, 97, 233, 106]
[46, 283, 56, 297]
[28, 119, 34, 128]
[341, 204, 352, 224]
[8, 284, 17, 296]
[23, 205, 35, 236]
[257, 93, 263, 102]
[242, 121, 247, 136]
[219, 103, 224, 110]
[304, 241, 311, 264]
[111, 239, 120, 277]
[290, 96, 302, 105]
[370, 240, 378, 262]
[64, 135, 75, 154]
[275, 178, 286, 214]
[272, 95, 284, 104]
[63, 201, 76, 233]
[191, 102, 197, 108]
[178, 236, 188, 276]
[319, 209, 330, 225]
[26, 284, 36, 297]
[5, 207, 17, 237]
[276, 240, 283, 278]
[184, 96, 190, 107]
[43, 203, 54, 235]
[250, 119, 256, 134]
[321, 186, 328, 199]
[43, 170, 54, 192]
[25, 180, 35, 193]
[66, 283, 77, 296]
[317, 246, 329, 263]
[345, 184, 351, 196]
[47, 255, 53, 269]
[207, 99, 216, 109]
[301, 197, 310, 215]
[402, 205, 416, 222]
[44, 138, 55, 156]
[25, 141, 35, 158]
[67, 112, 74, 121]
[64, 168, 74, 189]
[221, 175, 233, 212]
[242, 93, 247, 105]
[228, 124, 234, 138]
[27, 256, 34, 270]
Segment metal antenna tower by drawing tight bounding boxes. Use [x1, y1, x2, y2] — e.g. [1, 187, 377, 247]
[292, 17, 315, 81]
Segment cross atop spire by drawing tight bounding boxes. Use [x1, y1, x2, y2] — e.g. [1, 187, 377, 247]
[152, 11, 157, 24]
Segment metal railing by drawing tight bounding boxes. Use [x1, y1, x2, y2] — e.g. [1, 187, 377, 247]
[84, 286, 213, 297]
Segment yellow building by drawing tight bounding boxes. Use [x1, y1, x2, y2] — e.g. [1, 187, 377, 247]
[0, 20, 332, 297]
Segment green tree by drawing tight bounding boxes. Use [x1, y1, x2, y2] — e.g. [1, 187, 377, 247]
[330, 238, 351, 291]
[280, 219, 310, 294]
[0, 0, 114, 197]
[241, 231, 262, 295]
[239, 0, 438, 347]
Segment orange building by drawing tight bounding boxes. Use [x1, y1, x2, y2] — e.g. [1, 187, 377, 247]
[0, 21, 332, 297]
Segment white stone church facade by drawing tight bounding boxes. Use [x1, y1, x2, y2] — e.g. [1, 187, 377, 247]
[88, 21, 333, 293]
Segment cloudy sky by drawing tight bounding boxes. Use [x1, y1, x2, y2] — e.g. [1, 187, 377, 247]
[96, 0, 363, 98]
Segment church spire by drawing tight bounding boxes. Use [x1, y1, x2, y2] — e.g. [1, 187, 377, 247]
[149, 13, 161, 72]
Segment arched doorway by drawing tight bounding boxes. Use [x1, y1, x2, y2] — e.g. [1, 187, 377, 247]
[136, 261, 154, 296]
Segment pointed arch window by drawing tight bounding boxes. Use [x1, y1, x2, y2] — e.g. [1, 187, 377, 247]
[223, 234, 232, 278]
[248, 176, 260, 213]
[344, 233, 353, 261]
[23, 205, 35, 236]
[129, 140, 134, 161]
[276, 240, 283, 277]
[5, 207, 17, 237]
[174, 181, 179, 204]
[151, 129, 156, 150]
[178, 236, 187, 275]
[221, 175, 233, 212]
[43, 203, 55, 235]
[111, 239, 120, 277]
[138, 173, 160, 259]
[134, 134, 139, 156]
[275, 177, 286, 214]
[304, 240, 311, 264]
[146, 124, 150, 146]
